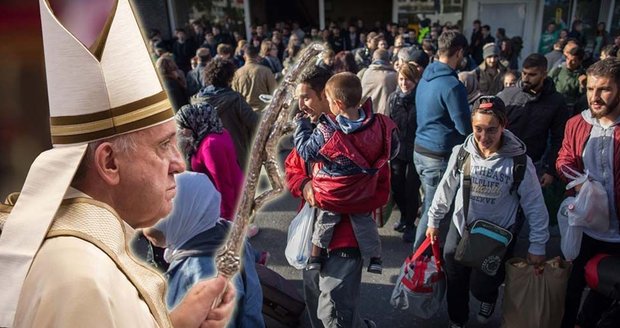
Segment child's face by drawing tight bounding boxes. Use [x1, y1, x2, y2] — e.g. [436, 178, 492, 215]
[504, 74, 517, 88]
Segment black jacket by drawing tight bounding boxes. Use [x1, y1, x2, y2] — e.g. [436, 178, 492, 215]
[497, 78, 569, 176]
[388, 89, 416, 161]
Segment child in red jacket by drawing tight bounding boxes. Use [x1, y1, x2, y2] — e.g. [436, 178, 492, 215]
[294, 72, 399, 273]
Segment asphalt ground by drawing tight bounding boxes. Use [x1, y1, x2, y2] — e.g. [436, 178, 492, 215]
[250, 149, 563, 328]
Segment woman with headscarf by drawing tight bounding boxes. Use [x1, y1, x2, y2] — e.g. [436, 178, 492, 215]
[144, 172, 265, 328]
[176, 102, 243, 221]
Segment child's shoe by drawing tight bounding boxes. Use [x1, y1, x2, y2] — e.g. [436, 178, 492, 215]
[367, 257, 383, 274]
[306, 256, 323, 271]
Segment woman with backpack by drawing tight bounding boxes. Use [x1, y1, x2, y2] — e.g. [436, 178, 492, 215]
[425, 96, 550, 328]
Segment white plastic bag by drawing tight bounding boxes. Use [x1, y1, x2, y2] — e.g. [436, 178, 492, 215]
[285, 203, 315, 269]
[562, 167, 609, 232]
[557, 197, 583, 261]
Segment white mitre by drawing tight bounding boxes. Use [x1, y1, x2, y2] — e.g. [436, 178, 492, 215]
[0, 0, 174, 326]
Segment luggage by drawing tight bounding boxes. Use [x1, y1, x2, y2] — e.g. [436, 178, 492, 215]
[390, 236, 446, 319]
[255, 264, 305, 327]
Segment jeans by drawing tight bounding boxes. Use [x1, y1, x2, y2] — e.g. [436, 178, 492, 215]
[412, 151, 449, 249]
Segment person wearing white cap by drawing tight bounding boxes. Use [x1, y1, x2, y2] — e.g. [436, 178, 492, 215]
[0, 0, 235, 327]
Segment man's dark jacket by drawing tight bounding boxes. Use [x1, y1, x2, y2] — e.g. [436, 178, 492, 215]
[497, 78, 569, 176]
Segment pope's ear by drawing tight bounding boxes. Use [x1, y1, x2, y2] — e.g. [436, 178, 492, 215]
[93, 142, 120, 186]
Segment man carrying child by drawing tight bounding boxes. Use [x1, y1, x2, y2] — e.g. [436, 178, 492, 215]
[294, 72, 399, 273]
[286, 69, 398, 327]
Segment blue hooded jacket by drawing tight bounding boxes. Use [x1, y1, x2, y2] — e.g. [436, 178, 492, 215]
[415, 61, 472, 155]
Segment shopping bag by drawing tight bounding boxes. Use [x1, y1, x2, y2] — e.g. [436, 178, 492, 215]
[562, 167, 609, 232]
[557, 197, 583, 261]
[390, 236, 445, 319]
[285, 203, 315, 269]
[502, 257, 572, 328]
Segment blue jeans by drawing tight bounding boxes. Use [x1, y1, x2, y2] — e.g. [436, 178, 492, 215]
[412, 151, 449, 249]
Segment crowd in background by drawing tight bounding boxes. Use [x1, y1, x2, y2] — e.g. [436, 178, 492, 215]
[140, 14, 620, 328]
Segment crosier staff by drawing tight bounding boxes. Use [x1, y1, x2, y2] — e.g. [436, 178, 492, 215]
[216, 43, 325, 278]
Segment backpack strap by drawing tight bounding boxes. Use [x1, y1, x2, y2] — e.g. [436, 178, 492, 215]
[510, 153, 527, 195]
[457, 146, 471, 223]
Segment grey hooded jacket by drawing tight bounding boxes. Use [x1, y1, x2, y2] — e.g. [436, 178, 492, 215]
[427, 129, 549, 255]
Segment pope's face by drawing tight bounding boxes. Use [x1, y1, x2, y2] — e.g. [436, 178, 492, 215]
[115, 120, 185, 228]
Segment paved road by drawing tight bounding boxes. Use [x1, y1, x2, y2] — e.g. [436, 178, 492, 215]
[248, 148, 562, 328]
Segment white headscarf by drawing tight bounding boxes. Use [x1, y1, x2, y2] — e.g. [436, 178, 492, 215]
[153, 171, 222, 262]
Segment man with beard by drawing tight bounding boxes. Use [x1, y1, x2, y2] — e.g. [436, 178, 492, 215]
[497, 53, 568, 190]
[475, 43, 507, 95]
[557, 58, 620, 328]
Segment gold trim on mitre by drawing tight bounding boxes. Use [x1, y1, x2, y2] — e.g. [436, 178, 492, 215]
[0, 0, 173, 326]
[40, 0, 172, 146]
[49, 91, 174, 144]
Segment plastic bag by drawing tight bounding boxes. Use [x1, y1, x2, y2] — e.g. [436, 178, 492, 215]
[557, 197, 583, 261]
[285, 203, 315, 269]
[562, 167, 609, 232]
[390, 236, 445, 319]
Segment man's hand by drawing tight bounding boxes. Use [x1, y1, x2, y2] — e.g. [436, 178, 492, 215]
[201, 280, 236, 328]
[540, 173, 554, 187]
[426, 227, 439, 244]
[527, 253, 546, 275]
[302, 182, 316, 207]
[170, 276, 236, 328]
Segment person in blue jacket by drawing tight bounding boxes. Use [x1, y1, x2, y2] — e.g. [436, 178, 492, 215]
[413, 30, 472, 249]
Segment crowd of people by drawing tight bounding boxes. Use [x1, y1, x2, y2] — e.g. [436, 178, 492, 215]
[3, 1, 620, 326]
[120, 14, 620, 328]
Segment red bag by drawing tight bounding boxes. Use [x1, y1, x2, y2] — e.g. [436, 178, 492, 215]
[390, 236, 446, 318]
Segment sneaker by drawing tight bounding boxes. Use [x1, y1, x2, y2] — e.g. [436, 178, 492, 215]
[449, 321, 465, 328]
[247, 223, 259, 238]
[477, 302, 495, 323]
[393, 221, 407, 232]
[367, 258, 383, 274]
[306, 256, 323, 271]
[363, 318, 377, 328]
